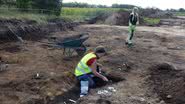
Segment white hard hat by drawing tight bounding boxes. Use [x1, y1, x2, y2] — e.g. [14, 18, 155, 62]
[132, 7, 139, 13]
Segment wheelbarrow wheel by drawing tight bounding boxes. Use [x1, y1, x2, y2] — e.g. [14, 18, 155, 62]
[75, 45, 86, 56]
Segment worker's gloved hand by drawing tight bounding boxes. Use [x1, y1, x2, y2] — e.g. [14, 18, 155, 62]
[102, 76, 109, 82]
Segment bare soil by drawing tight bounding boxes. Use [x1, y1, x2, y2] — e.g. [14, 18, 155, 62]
[0, 18, 78, 43]
[0, 17, 185, 104]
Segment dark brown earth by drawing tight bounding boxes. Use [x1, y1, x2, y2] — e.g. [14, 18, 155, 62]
[0, 18, 78, 43]
[0, 17, 185, 104]
[148, 63, 185, 104]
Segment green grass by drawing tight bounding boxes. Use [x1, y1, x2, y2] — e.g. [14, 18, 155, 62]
[174, 12, 185, 16]
[143, 17, 160, 25]
[0, 7, 125, 22]
[0, 7, 63, 23]
[61, 7, 123, 21]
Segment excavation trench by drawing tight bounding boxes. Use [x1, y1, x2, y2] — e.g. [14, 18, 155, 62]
[0, 18, 78, 43]
[48, 74, 125, 104]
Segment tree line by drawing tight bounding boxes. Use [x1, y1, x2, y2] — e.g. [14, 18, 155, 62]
[62, 2, 185, 12]
[0, 1, 184, 15]
[62, 2, 136, 9]
[166, 8, 185, 12]
[0, 0, 62, 16]
[62, 2, 107, 8]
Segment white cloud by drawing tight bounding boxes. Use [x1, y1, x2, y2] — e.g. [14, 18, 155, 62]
[63, 0, 185, 10]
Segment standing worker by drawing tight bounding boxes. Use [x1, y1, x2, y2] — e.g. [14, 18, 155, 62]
[74, 46, 109, 97]
[126, 7, 139, 47]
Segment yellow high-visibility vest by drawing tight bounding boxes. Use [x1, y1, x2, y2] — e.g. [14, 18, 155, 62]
[75, 52, 96, 76]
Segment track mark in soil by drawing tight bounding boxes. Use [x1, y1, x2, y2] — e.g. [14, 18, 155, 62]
[48, 86, 80, 104]
[96, 99, 111, 104]
[0, 45, 21, 53]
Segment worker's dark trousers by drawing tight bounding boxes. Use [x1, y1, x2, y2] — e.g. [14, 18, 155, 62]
[77, 66, 106, 96]
[77, 74, 94, 96]
[77, 74, 106, 96]
[77, 74, 95, 88]
[126, 23, 136, 44]
[77, 66, 106, 95]
[77, 66, 104, 87]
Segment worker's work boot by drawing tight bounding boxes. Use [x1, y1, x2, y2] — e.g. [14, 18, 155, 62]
[80, 81, 89, 97]
[125, 40, 133, 48]
[127, 42, 133, 48]
[125, 41, 128, 45]
[0, 62, 8, 72]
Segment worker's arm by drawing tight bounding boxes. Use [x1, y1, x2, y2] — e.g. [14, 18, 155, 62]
[129, 14, 133, 23]
[137, 13, 139, 25]
[97, 63, 103, 67]
[90, 60, 108, 82]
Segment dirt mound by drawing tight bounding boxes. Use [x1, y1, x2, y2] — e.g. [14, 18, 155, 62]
[88, 13, 110, 24]
[147, 63, 185, 104]
[140, 8, 173, 18]
[104, 11, 130, 26]
[0, 18, 78, 42]
[88, 11, 144, 26]
[88, 11, 130, 26]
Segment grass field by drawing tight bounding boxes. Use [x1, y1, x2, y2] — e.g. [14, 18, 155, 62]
[0, 7, 61, 23]
[0, 7, 123, 22]
[61, 7, 124, 21]
[143, 17, 160, 25]
[174, 12, 185, 16]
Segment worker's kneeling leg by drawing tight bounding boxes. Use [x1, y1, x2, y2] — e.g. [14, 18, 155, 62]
[93, 77, 107, 87]
[86, 75, 95, 88]
[78, 74, 95, 97]
[80, 80, 89, 96]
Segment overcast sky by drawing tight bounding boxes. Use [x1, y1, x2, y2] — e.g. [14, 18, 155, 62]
[63, 0, 185, 10]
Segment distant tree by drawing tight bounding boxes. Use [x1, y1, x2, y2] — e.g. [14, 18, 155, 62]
[166, 9, 170, 12]
[1, 0, 62, 15]
[140, 7, 161, 17]
[62, 2, 108, 8]
[0, 0, 2, 5]
[170, 9, 177, 12]
[32, 0, 62, 15]
[112, 4, 119, 8]
[62, 2, 88, 8]
[1, 0, 16, 7]
[112, 4, 135, 9]
[179, 8, 185, 12]
[97, 5, 107, 8]
[16, 0, 32, 10]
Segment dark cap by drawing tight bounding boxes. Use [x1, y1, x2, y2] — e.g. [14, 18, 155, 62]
[95, 46, 107, 53]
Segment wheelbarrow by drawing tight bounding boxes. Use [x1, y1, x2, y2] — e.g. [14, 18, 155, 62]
[48, 33, 89, 56]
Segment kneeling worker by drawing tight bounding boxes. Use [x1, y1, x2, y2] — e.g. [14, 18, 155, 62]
[74, 46, 109, 97]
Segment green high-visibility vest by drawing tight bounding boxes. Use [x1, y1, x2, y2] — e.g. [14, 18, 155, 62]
[75, 52, 96, 76]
